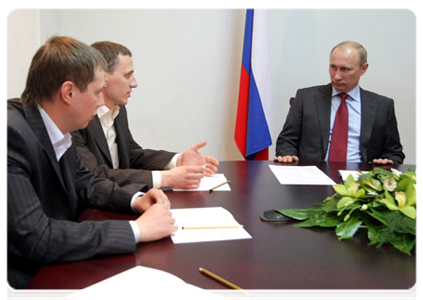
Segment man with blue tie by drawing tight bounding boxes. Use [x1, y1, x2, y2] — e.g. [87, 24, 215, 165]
[274, 41, 404, 164]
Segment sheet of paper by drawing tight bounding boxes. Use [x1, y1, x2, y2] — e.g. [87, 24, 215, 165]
[338, 170, 368, 181]
[269, 165, 336, 185]
[69, 265, 223, 299]
[174, 173, 231, 191]
[170, 207, 252, 244]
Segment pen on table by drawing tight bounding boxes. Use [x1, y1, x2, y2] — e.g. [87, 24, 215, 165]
[182, 225, 243, 230]
[199, 268, 254, 299]
[209, 180, 230, 193]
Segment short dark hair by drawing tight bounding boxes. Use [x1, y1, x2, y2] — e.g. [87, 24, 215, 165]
[91, 41, 132, 73]
[21, 36, 107, 106]
[331, 41, 368, 66]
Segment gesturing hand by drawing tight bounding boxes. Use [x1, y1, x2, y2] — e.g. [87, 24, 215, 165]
[177, 141, 219, 176]
[161, 166, 205, 189]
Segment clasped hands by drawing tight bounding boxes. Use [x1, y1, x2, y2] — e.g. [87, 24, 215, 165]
[133, 188, 177, 242]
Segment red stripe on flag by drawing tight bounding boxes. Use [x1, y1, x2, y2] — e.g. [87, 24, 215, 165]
[234, 66, 250, 158]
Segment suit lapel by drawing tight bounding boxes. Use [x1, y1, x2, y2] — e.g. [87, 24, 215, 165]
[315, 84, 333, 156]
[89, 116, 114, 166]
[114, 107, 130, 168]
[360, 89, 377, 162]
[23, 104, 70, 195]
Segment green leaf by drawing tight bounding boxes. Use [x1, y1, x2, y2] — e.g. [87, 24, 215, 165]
[388, 232, 416, 255]
[366, 209, 390, 226]
[396, 177, 413, 192]
[405, 183, 416, 206]
[337, 196, 355, 209]
[397, 216, 416, 235]
[293, 209, 340, 228]
[362, 177, 383, 191]
[345, 175, 356, 186]
[356, 189, 366, 199]
[277, 209, 309, 220]
[335, 215, 362, 240]
[333, 184, 349, 195]
[321, 198, 339, 213]
[367, 209, 416, 235]
[366, 226, 390, 247]
[399, 206, 416, 220]
[380, 198, 398, 211]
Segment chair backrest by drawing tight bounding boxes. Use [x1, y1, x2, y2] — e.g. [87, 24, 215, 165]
[289, 97, 295, 106]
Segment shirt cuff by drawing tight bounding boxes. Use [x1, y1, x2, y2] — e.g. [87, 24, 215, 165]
[129, 220, 140, 243]
[165, 154, 180, 169]
[130, 191, 145, 213]
[152, 171, 162, 188]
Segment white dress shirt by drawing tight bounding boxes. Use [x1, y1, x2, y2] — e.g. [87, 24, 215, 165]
[97, 105, 120, 169]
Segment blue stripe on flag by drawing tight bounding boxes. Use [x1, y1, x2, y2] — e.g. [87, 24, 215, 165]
[246, 71, 272, 157]
[241, 9, 254, 75]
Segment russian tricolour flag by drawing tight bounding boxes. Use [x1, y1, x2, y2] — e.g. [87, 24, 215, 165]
[235, 9, 273, 160]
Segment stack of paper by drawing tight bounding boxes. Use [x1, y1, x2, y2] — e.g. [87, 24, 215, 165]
[269, 165, 336, 185]
[174, 173, 231, 191]
[69, 266, 223, 299]
[170, 207, 252, 244]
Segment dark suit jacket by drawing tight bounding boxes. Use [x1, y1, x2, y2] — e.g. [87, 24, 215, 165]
[275, 84, 405, 164]
[7, 99, 142, 289]
[72, 105, 176, 188]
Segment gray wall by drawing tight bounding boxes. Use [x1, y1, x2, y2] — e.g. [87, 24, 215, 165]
[7, 9, 416, 164]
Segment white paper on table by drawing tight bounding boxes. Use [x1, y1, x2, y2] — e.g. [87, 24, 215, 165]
[337, 170, 369, 181]
[173, 173, 231, 191]
[269, 165, 336, 185]
[170, 207, 252, 244]
[68, 266, 224, 300]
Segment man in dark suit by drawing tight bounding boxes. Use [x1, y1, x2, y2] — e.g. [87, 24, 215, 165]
[7, 36, 177, 289]
[275, 41, 404, 164]
[72, 41, 219, 190]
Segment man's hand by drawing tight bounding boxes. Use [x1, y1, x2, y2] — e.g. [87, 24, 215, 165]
[177, 141, 219, 176]
[161, 166, 205, 189]
[372, 158, 394, 165]
[274, 155, 299, 163]
[135, 203, 178, 242]
[133, 188, 170, 213]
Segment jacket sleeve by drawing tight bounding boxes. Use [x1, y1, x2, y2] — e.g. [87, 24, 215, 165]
[8, 120, 137, 267]
[73, 128, 153, 189]
[275, 89, 304, 157]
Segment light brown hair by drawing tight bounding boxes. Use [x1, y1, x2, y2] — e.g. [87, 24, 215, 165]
[21, 36, 107, 106]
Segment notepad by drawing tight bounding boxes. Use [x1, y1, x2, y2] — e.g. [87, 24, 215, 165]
[269, 165, 336, 185]
[170, 207, 252, 244]
[68, 266, 223, 299]
[173, 173, 231, 191]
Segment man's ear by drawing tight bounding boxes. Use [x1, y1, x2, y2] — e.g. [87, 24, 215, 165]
[360, 63, 369, 76]
[60, 81, 75, 105]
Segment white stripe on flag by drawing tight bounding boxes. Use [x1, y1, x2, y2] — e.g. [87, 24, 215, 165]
[251, 9, 273, 140]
